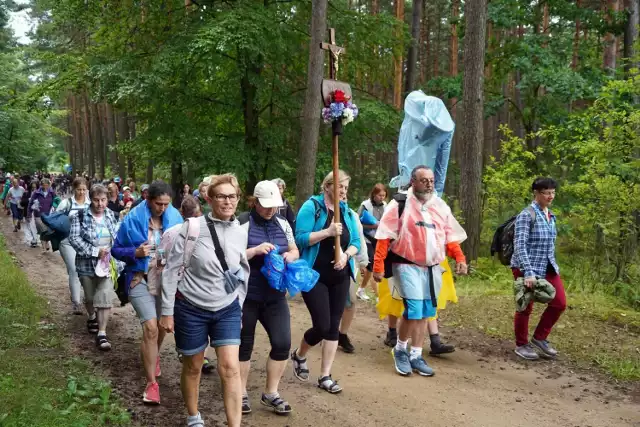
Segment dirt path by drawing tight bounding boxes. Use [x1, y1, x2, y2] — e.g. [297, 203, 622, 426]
[3, 216, 638, 427]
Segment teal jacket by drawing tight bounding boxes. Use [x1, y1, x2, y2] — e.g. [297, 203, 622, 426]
[295, 194, 361, 281]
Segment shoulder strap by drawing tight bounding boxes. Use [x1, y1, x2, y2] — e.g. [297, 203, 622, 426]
[526, 206, 536, 230]
[311, 198, 322, 223]
[205, 217, 229, 272]
[363, 199, 374, 212]
[393, 193, 407, 219]
[65, 197, 73, 215]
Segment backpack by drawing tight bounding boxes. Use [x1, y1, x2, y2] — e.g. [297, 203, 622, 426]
[490, 206, 536, 266]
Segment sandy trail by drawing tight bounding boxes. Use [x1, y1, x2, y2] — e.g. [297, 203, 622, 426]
[3, 215, 638, 427]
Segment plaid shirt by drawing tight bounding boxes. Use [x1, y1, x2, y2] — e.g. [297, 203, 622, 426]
[511, 202, 559, 278]
[68, 207, 120, 277]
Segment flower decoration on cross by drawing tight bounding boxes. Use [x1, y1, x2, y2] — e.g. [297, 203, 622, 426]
[322, 90, 359, 126]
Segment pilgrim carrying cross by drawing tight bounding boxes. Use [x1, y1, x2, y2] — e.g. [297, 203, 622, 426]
[320, 28, 346, 80]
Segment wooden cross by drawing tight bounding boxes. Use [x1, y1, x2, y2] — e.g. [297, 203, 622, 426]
[320, 28, 346, 80]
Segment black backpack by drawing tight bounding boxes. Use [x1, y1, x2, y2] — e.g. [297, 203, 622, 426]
[491, 206, 536, 266]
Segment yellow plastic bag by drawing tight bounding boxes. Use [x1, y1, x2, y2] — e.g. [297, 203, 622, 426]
[376, 259, 458, 320]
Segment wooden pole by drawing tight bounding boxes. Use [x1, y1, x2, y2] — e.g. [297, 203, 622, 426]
[332, 133, 341, 261]
[321, 28, 346, 263]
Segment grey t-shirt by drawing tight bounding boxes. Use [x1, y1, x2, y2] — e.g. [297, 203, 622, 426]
[162, 214, 249, 315]
[8, 187, 25, 205]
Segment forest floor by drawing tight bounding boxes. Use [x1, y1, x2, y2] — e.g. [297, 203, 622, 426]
[1, 214, 639, 427]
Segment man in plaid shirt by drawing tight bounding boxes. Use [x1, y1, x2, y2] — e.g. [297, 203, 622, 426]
[510, 177, 566, 361]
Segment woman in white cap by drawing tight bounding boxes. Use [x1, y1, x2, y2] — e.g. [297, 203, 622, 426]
[237, 180, 298, 415]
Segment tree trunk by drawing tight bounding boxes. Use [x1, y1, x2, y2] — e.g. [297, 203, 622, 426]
[624, 0, 639, 75]
[603, 0, 619, 74]
[91, 102, 105, 179]
[128, 116, 136, 181]
[66, 94, 77, 174]
[572, 0, 582, 69]
[241, 56, 262, 195]
[295, 0, 328, 209]
[393, 0, 405, 109]
[459, 0, 488, 261]
[72, 95, 84, 175]
[404, 0, 423, 94]
[420, 0, 430, 83]
[116, 111, 128, 179]
[82, 90, 94, 178]
[433, 7, 441, 78]
[146, 159, 154, 184]
[171, 158, 183, 207]
[105, 104, 118, 172]
[450, 0, 459, 120]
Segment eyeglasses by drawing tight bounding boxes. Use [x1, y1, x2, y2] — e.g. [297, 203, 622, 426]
[214, 193, 238, 202]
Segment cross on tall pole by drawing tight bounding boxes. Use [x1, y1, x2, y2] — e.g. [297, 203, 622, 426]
[320, 28, 346, 80]
[320, 28, 347, 262]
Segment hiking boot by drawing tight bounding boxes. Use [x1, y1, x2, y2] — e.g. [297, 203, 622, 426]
[356, 288, 370, 300]
[16, 221, 20, 230]
[338, 333, 355, 354]
[514, 344, 539, 361]
[13, 226, 18, 232]
[531, 338, 558, 358]
[410, 356, 435, 377]
[143, 381, 160, 405]
[242, 395, 251, 414]
[429, 341, 455, 355]
[392, 348, 412, 376]
[384, 329, 398, 347]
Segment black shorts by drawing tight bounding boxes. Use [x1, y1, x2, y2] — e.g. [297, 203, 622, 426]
[366, 238, 377, 272]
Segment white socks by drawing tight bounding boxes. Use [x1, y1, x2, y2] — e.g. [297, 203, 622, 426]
[395, 339, 408, 352]
[409, 346, 423, 360]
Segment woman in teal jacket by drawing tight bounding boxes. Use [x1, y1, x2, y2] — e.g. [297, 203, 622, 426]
[290, 170, 360, 394]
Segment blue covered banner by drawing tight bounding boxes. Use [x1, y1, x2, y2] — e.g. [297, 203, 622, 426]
[389, 91, 454, 195]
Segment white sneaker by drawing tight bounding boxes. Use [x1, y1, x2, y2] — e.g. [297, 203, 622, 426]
[356, 288, 370, 300]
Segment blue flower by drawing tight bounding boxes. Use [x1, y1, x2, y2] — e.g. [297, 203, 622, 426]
[330, 102, 344, 118]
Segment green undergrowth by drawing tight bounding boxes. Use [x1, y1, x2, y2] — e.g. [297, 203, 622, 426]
[0, 235, 130, 427]
[438, 257, 640, 381]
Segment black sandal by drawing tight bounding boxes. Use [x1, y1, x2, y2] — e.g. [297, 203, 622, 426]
[290, 349, 309, 382]
[87, 318, 99, 334]
[261, 393, 292, 415]
[96, 334, 111, 351]
[317, 375, 342, 394]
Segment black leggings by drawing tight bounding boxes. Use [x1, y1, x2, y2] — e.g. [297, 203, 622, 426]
[239, 297, 291, 362]
[301, 273, 351, 345]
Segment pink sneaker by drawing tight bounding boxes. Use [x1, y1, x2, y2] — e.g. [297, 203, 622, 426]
[155, 357, 161, 378]
[143, 381, 160, 405]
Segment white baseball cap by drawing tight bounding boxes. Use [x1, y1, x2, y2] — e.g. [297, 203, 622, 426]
[253, 181, 283, 208]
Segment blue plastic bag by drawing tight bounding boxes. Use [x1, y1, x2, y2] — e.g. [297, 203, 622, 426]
[360, 209, 378, 226]
[260, 247, 286, 292]
[284, 259, 320, 297]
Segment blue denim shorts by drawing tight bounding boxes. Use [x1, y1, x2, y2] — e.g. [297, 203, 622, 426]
[174, 297, 242, 356]
[403, 298, 437, 320]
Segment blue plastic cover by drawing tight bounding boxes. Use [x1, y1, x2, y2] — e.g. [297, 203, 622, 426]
[360, 209, 378, 226]
[389, 91, 454, 195]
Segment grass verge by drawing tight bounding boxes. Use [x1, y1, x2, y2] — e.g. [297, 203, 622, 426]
[438, 257, 640, 381]
[0, 235, 130, 427]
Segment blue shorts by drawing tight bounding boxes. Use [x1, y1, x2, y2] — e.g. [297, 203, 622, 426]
[403, 298, 437, 320]
[10, 203, 22, 220]
[174, 297, 242, 356]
